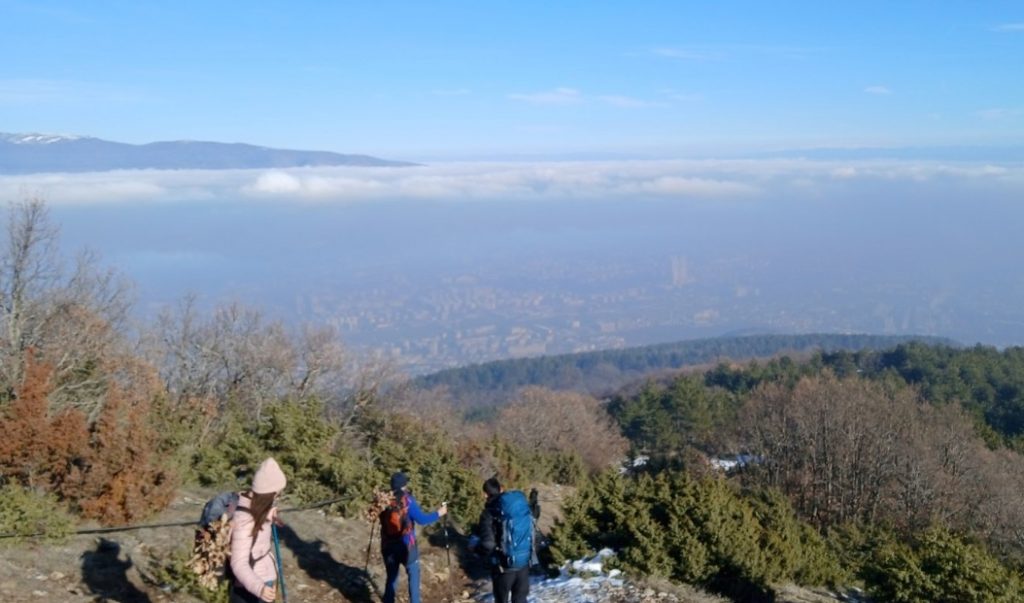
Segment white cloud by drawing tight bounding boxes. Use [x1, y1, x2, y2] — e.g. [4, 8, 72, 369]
[430, 88, 471, 96]
[0, 170, 169, 204]
[508, 88, 664, 108]
[630, 176, 757, 197]
[647, 44, 819, 61]
[864, 85, 892, 95]
[3, 159, 1022, 207]
[0, 79, 143, 104]
[249, 171, 302, 194]
[993, 23, 1024, 32]
[508, 87, 583, 105]
[980, 165, 1009, 176]
[598, 95, 667, 108]
[977, 107, 1023, 120]
[651, 47, 724, 61]
[664, 91, 703, 102]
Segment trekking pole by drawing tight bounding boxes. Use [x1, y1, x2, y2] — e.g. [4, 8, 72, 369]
[442, 502, 454, 602]
[364, 517, 377, 573]
[272, 523, 289, 603]
[529, 488, 542, 574]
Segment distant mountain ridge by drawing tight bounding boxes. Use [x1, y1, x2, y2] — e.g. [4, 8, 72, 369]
[417, 333, 958, 408]
[0, 132, 416, 173]
[744, 144, 1024, 162]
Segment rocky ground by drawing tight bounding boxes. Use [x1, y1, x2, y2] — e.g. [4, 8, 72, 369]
[0, 485, 865, 603]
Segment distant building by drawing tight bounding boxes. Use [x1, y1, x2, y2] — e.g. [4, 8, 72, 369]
[670, 256, 693, 288]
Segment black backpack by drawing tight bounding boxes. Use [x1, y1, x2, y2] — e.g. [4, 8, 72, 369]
[199, 492, 241, 530]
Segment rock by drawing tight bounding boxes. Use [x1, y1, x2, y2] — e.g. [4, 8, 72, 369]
[31, 591, 47, 597]
[49, 572, 64, 581]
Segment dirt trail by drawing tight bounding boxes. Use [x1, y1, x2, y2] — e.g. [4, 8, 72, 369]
[0, 486, 567, 603]
[0, 484, 856, 603]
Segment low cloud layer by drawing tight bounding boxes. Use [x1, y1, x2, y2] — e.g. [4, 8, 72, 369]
[1, 159, 1021, 206]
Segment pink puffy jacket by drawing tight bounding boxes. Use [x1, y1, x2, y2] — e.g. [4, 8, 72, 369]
[230, 493, 279, 597]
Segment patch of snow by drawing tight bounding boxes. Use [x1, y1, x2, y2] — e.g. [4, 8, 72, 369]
[710, 453, 762, 472]
[570, 548, 615, 574]
[0, 132, 82, 144]
[620, 455, 649, 474]
[477, 549, 629, 603]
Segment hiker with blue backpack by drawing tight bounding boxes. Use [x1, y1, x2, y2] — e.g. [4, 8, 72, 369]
[229, 457, 288, 603]
[379, 471, 448, 603]
[470, 477, 534, 603]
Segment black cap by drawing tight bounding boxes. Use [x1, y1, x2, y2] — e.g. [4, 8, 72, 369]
[483, 476, 502, 498]
[390, 472, 410, 491]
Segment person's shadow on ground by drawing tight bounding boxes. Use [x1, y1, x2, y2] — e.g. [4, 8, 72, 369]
[425, 522, 491, 582]
[80, 538, 152, 603]
[277, 523, 377, 603]
[426, 521, 560, 586]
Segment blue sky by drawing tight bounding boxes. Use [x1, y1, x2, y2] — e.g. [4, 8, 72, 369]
[2, 0, 1023, 159]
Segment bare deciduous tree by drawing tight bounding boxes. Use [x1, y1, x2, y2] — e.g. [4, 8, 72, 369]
[153, 296, 353, 424]
[737, 372, 1024, 546]
[498, 386, 628, 471]
[378, 382, 457, 429]
[0, 197, 134, 416]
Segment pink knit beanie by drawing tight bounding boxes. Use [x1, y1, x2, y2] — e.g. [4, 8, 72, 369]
[252, 457, 287, 494]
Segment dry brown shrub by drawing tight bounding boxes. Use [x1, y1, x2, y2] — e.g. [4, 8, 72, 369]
[0, 351, 89, 493]
[74, 380, 177, 525]
[498, 386, 628, 472]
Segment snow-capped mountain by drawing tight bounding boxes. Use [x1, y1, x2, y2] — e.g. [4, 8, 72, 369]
[0, 133, 415, 174]
[0, 133, 86, 145]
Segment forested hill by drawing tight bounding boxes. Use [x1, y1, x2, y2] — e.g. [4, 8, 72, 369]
[416, 333, 955, 406]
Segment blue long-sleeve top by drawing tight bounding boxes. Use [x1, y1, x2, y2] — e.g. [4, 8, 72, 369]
[390, 492, 440, 552]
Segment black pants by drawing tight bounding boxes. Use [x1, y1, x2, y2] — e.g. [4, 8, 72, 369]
[492, 566, 529, 603]
[229, 583, 262, 603]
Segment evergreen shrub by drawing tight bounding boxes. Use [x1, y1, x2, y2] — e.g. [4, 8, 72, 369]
[549, 470, 841, 601]
[863, 526, 1023, 603]
[0, 483, 74, 543]
[190, 399, 375, 517]
[148, 547, 229, 603]
[359, 409, 482, 526]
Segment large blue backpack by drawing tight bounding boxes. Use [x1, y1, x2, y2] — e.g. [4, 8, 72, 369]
[498, 490, 534, 570]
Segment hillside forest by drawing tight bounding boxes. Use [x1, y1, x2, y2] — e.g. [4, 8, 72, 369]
[3, 198, 1024, 602]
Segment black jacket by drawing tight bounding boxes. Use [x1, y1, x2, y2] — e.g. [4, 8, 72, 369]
[475, 494, 503, 566]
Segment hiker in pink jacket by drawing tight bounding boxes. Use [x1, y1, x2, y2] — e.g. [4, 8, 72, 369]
[230, 457, 287, 603]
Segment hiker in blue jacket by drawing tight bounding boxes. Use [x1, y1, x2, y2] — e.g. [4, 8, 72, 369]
[380, 471, 447, 603]
[470, 477, 532, 603]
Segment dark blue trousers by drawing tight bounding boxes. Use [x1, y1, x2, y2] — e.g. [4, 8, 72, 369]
[383, 544, 422, 603]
